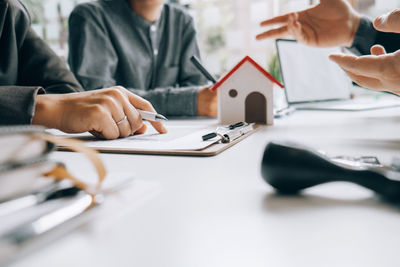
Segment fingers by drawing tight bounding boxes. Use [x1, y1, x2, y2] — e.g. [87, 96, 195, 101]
[256, 13, 299, 40]
[260, 13, 291, 27]
[256, 13, 305, 42]
[329, 55, 384, 90]
[370, 45, 386, 56]
[89, 130, 105, 139]
[329, 54, 384, 78]
[92, 107, 120, 140]
[374, 9, 400, 33]
[85, 86, 168, 138]
[341, 69, 383, 90]
[134, 123, 147, 135]
[87, 87, 144, 139]
[95, 95, 131, 138]
[102, 88, 142, 137]
[256, 26, 288, 40]
[257, 13, 297, 40]
[113, 91, 145, 135]
[287, 14, 305, 43]
[115, 115, 133, 138]
[125, 90, 167, 134]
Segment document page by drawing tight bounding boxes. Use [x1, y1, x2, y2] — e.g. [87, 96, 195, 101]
[83, 125, 220, 151]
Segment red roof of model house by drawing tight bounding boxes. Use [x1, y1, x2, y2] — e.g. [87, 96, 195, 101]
[211, 56, 284, 91]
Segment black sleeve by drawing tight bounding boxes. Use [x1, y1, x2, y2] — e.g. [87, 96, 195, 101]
[350, 17, 400, 55]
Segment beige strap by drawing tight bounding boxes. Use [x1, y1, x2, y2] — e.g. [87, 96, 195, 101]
[33, 134, 107, 195]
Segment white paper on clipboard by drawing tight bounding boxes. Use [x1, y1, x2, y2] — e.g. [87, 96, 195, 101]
[51, 126, 220, 152]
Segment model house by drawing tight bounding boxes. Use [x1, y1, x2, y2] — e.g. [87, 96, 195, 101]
[212, 56, 284, 125]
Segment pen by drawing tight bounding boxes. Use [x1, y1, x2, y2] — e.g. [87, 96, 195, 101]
[138, 109, 167, 121]
[190, 55, 217, 84]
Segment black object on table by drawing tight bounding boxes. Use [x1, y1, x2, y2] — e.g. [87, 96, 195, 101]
[261, 141, 400, 202]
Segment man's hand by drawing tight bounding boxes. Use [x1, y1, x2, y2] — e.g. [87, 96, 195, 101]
[32, 86, 167, 139]
[197, 86, 217, 117]
[256, 0, 361, 47]
[329, 47, 400, 94]
[328, 8, 400, 95]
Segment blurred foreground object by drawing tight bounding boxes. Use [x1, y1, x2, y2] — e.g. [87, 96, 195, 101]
[0, 125, 106, 265]
[261, 141, 400, 202]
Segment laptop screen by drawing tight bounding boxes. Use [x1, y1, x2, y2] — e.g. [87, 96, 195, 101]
[276, 39, 351, 104]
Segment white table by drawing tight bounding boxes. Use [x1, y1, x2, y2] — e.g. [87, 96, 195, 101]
[9, 107, 400, 267]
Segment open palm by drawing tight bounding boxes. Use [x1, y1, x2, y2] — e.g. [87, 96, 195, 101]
[256, 0, 361, 48]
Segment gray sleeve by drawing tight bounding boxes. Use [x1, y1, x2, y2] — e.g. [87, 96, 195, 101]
[128, 86, 200, 117]
[68, 8, 118, 90]
[0, 86, 44, 125]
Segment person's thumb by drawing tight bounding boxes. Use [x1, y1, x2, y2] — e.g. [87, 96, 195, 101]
[374, 9, 400, 33]
[370, 45, 386, 56]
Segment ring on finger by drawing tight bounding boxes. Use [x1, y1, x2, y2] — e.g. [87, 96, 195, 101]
[116, 115, 127, 125]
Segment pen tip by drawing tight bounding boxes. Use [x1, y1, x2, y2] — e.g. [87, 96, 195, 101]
[156, 114, 168, 121]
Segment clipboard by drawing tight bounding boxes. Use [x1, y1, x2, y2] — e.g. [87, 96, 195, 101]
[58, 124, 262, 157]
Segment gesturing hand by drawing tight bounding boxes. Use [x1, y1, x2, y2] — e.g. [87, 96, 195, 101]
[329, 8, 400, 95]
[256, 0, 361, 48]
[330, 46, 400, 95]
[33, 86, 167, 139]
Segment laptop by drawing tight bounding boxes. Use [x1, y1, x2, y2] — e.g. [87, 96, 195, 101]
[275, 39, 400, 112]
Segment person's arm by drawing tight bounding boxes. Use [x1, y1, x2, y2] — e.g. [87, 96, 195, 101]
[330, 9, 400, 95]
[350, 17, 400, 55]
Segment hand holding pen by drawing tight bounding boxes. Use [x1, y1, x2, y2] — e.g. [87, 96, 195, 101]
[190, 56, 218, 117]
[34, 86, 168, 139]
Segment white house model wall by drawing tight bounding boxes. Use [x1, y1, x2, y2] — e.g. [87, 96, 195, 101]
[218, 60, 274, 125]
